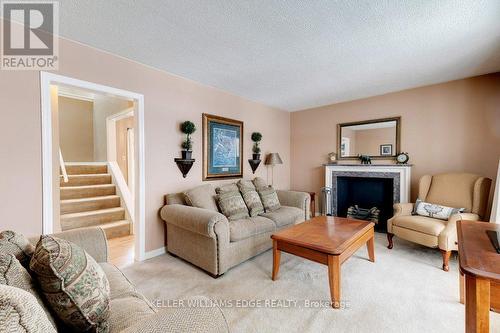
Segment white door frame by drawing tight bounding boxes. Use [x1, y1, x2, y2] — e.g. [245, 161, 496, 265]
[40, 72, 147, 261]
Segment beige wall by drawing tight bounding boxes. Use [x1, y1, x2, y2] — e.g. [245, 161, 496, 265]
[354, 127, 396, 156]
[0, 34, 291, 252]
[291, 74, 500, 214]
[93, 96, 132, 161]
[58, 96, 94, 162]
[116, 116, 135, 184]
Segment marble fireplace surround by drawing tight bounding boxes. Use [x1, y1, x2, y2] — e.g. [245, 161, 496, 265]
[324, 164, 412, 216]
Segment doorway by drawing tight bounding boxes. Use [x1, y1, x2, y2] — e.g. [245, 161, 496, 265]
[40, 72, 146, 263]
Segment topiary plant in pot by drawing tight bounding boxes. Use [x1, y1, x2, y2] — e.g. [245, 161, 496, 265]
[180, 121, 196, 159]
[251, 132, 262, 160]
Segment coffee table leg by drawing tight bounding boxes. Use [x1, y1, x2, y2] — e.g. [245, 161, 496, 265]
[367, 235, 375, 262]
[465, 275, 490, 333]
[272, 240, 281, 281]
[328, 255, 341, 309]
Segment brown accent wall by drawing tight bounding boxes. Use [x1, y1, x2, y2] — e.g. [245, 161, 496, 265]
[0, 33, 291, 251]
[291, 74, 500, 214]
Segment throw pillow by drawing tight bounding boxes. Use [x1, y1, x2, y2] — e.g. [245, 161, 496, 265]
[0, 285, 57, 333]
[252, 177, 268, 190]
[237, 180, 264, 217]
[30, 235, 110, 332]
[215, 183, 239, 195]
[258, 187, 281, 212]
[0, 230, 35, 268]
[183, 184, 219, 211]
[0, 254, 57, 329]
[217, 191, 249, 221]
[413, 199, 465, 220]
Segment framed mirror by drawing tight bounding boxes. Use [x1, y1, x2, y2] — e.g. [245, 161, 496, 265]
[337, 117, 400, 159]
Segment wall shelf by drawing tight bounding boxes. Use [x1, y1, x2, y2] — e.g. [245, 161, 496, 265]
[248, 159, 261, 174]
[175, 158, 195, 178]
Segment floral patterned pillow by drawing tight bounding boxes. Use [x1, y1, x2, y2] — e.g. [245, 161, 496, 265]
[217, 191, 249, 221]
[30, 235, 110, 332]
[258, 186, 281, 212]
[237, 180, 264, 217]
[413, 199, 464, 220]
[0, 230, 35, 268]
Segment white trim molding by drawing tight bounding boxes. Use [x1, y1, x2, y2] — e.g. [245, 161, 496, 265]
[40, 72, 147, 261]
[144, 247, 167, 260]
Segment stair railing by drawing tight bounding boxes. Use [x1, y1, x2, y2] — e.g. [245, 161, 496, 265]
[59, 149, 69, 183]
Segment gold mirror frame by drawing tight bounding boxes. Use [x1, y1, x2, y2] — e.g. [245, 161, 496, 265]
[337, 116, 401, 160]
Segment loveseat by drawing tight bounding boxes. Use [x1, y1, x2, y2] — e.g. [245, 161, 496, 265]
[160, 181, 310, 277]
[1, 227, 228, 333]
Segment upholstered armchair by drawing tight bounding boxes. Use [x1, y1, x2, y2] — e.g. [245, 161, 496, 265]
[387, 173, 491, 271]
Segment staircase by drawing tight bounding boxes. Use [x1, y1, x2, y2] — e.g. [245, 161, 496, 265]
[60, 164, 131, 239]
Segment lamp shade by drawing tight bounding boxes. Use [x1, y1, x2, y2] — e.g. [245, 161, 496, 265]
[265, 153, 283, 166]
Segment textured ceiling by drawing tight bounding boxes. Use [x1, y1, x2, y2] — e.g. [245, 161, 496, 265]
[56, 0, 500, 111]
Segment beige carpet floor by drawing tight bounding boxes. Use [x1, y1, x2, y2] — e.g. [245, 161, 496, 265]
[122, 233, 500, 333]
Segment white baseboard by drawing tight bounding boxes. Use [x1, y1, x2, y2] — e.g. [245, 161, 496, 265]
[143, 246, 166, 260]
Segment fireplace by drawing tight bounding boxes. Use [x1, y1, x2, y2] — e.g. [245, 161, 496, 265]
[324, 164, 413, 233]
[337, 176, 394, 232]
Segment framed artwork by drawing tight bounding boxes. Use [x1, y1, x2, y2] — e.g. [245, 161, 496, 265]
[202, 113, 243, 180]
[380, 144, 393, 156]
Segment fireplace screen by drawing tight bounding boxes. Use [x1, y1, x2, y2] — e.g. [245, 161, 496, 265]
[347, 205, 380, 224]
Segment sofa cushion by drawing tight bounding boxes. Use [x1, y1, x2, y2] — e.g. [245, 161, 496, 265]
[258, 187, 281, 212]
[215, 183, 239, 194]
[99, 263, 137, 299]
[0, 254, 58, 329]
[229, 217, 276, 242]
[252, 177, 268, 190]
[237, 180, 264, 217]
[217, 191, 249, 221]
[0, 285, 57, 333]
[260, 206, 304, 227]
[0, 230, 35, 268]
[30, 235, 111, 332]
[392, 215, 446, 236]
[184, 184, 218, 212]
[108, 291, 156, 332]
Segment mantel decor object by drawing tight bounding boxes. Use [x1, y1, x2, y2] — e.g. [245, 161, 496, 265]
[203, 113, 243, 180]
[265, 152, 282, 186]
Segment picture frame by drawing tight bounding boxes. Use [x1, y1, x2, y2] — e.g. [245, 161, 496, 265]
[202, 113, 243, 180]
[380, 144, 393, 156]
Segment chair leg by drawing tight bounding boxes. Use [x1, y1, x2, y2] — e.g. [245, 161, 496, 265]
[441, 250, 451, 272]
[387, 233, 394, 249]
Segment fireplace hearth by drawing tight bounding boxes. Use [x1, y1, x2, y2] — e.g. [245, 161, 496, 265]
[324, 164, 412, 233]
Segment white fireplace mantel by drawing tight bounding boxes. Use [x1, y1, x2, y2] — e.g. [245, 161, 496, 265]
[324, 164, 412, 215]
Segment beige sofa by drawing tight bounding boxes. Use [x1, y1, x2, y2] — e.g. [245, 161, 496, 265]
[387, 173, 491, 271]
[8, 227, 228, 333]
[160, 187, 310, 277]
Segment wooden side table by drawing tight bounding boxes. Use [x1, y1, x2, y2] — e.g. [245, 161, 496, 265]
[457, 220, 500, 333]
[308, 192, 315, 218]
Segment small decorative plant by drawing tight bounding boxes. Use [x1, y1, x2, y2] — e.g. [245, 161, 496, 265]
[180, 121, 196, 159]
[251, 132, 262, 160]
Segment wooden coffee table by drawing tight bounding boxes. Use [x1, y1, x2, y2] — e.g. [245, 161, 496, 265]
[271, 216, 375, 309]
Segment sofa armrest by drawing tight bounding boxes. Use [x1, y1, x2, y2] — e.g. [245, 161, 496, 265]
[276, 190, 310, 219]
[438, 213, 479, 251]
[51, 227, 108, 263]
[121, 297, 229, 333]
[160, 204, 229, 238]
